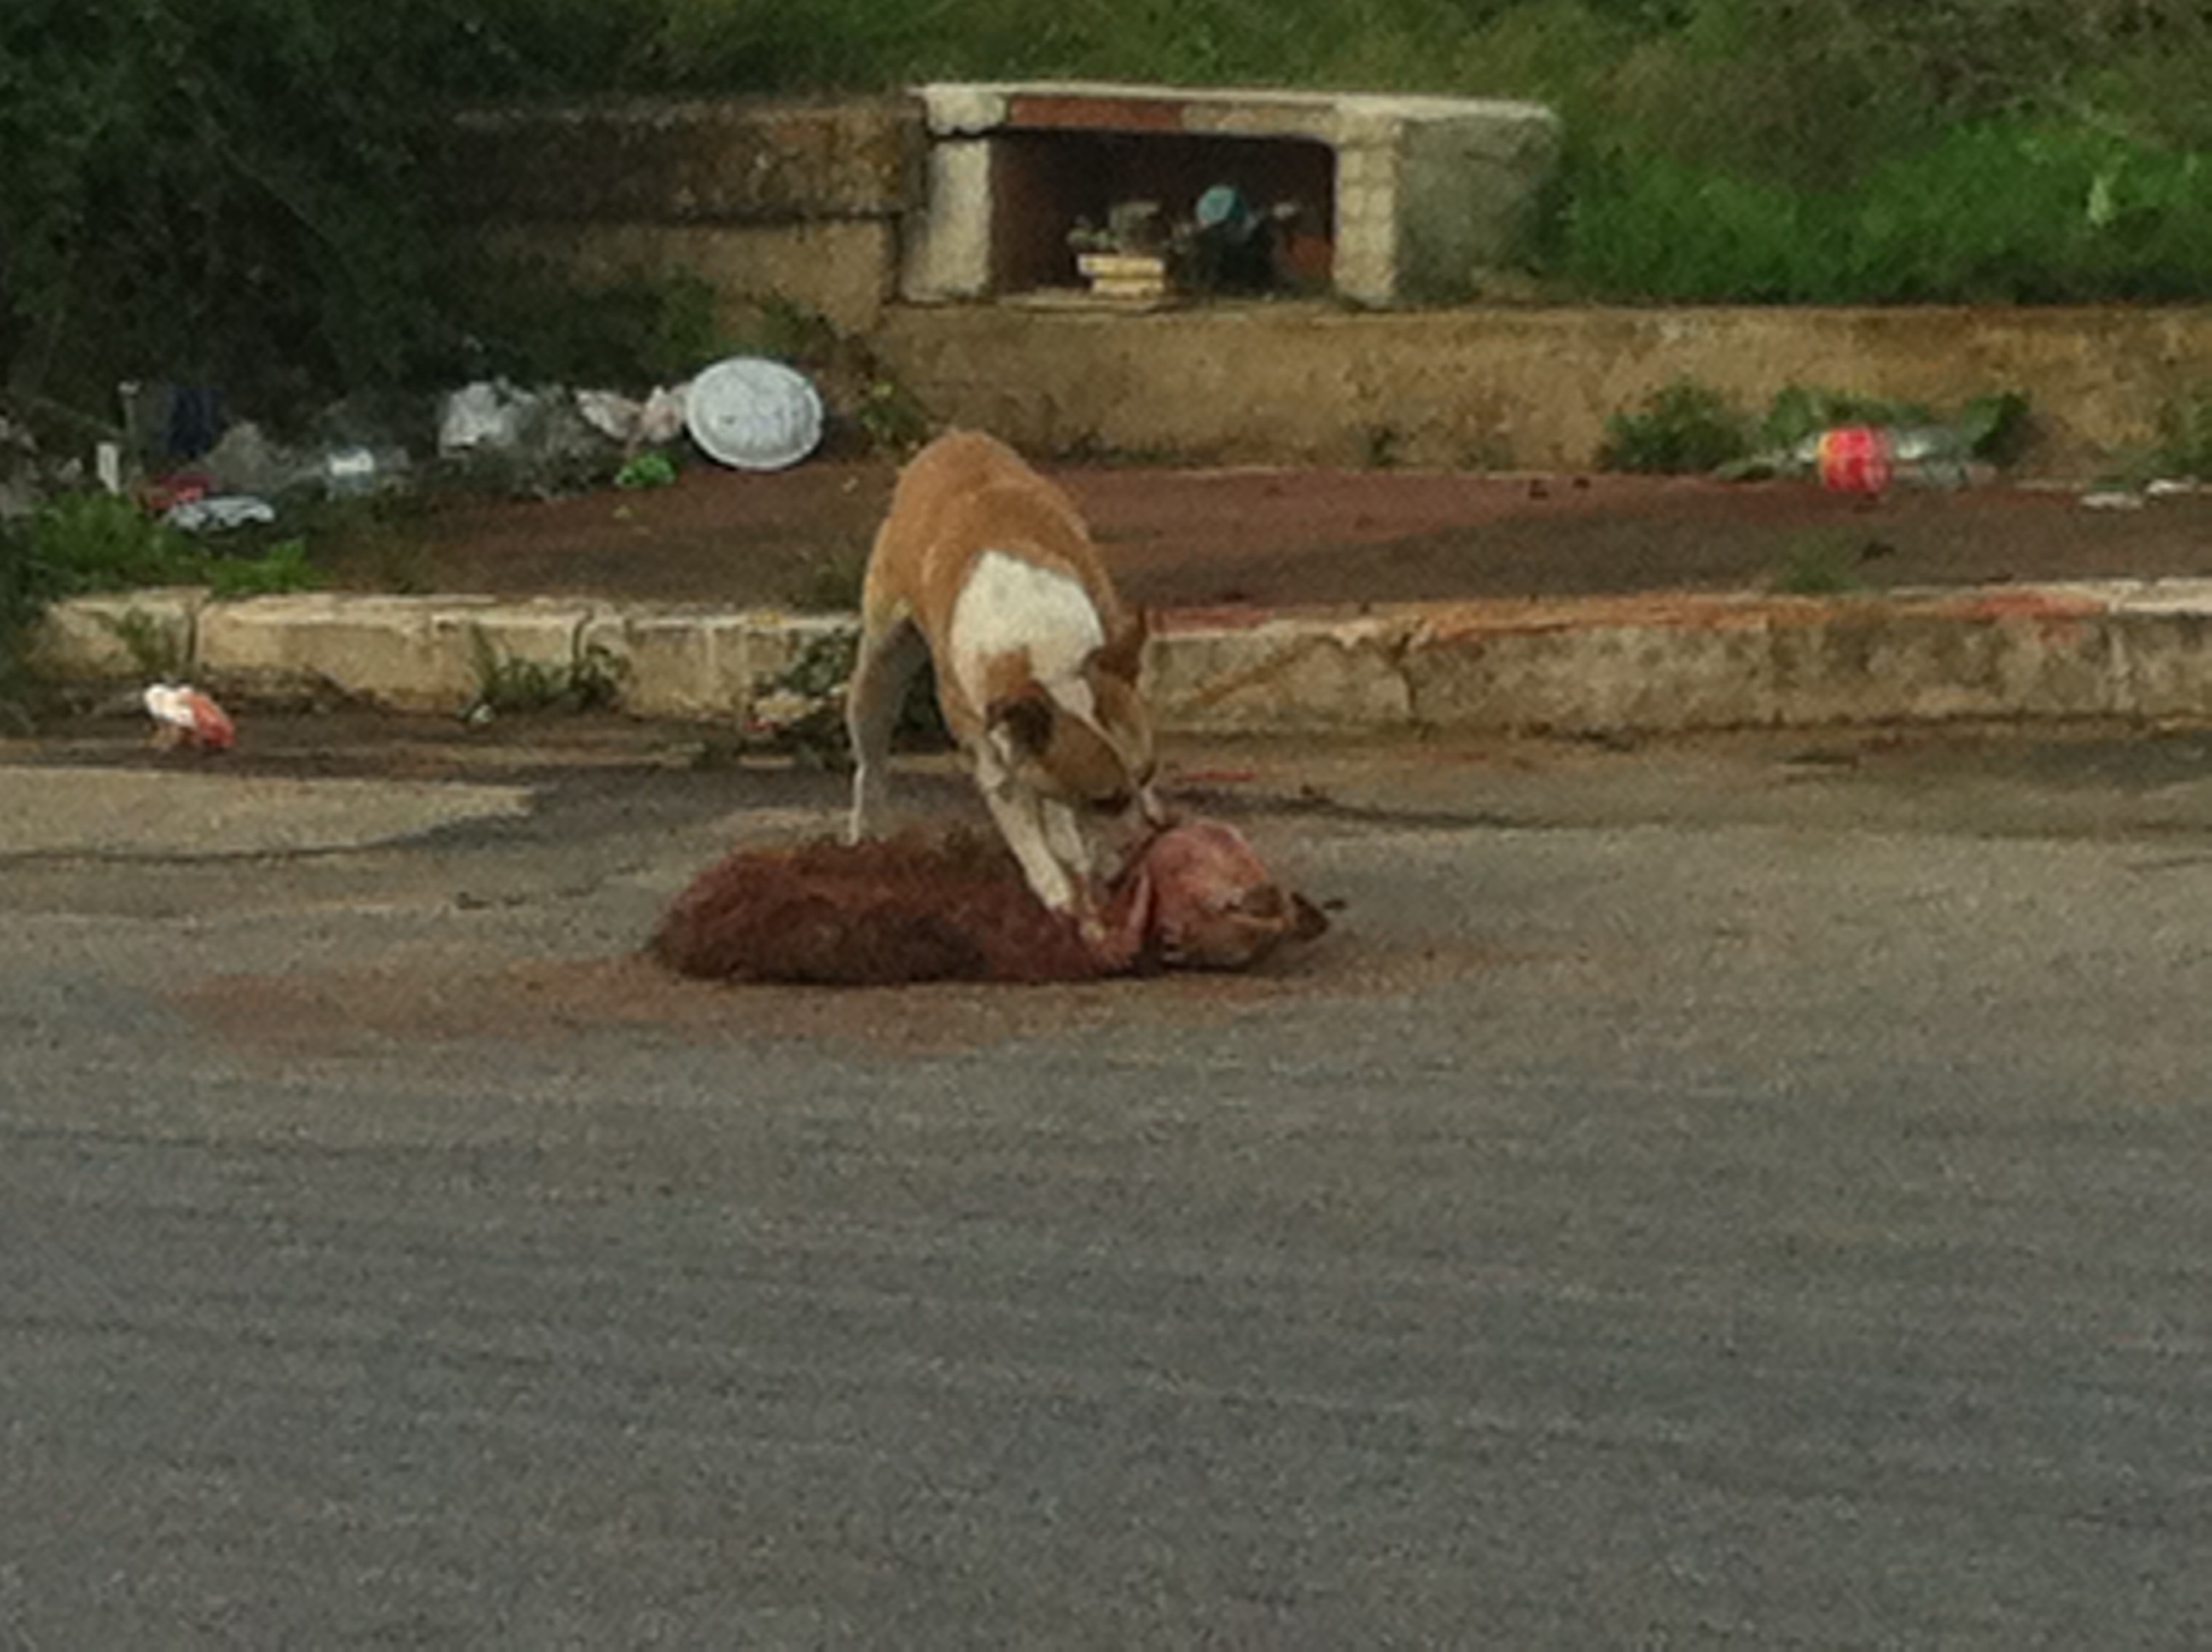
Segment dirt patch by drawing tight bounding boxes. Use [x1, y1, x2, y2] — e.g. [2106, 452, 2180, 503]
[320, 460, 2212, 614]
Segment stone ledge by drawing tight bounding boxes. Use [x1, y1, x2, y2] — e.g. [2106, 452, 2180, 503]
[33, 582, 2212, 736]
[26, 588, 207, 681]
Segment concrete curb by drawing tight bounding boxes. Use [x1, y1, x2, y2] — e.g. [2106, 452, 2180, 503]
[35, 580, 2212, 735]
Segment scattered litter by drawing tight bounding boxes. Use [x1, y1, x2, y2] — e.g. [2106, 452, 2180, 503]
[578, 385, 689, 448]
[166, 494, 277, 532]
[2145, 478, 2198, 498]
[323, 445, 380, 497]
[1811, 424, 1988, 492]
[143, 683, 236, 753]
[1814, 426, 1893, 493]
[200, 421, 288, 495]
[650, 819, 1328, 985]
[683, 357, 824, 471]
[137, 472, 212, 514]
[439, 380, 548, 457]
[2080, 490, 2147, 511]
[195, 422, 407, 501]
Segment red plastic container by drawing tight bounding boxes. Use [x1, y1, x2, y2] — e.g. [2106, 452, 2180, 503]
[1815, 426, 1895, 494]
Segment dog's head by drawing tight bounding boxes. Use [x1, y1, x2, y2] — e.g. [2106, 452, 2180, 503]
[1103, 817, 1330, 971]
[983, 611, 1157, 817]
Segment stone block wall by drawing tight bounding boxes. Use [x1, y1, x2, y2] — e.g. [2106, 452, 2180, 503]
[437, 97, 923, 334]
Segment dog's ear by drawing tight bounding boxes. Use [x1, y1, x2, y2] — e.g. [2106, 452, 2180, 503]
[1093, 606, 1150, 681]
[987, 687, 1057, 757]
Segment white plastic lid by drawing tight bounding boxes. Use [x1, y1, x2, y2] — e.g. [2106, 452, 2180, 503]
[683, 357, 824, 470]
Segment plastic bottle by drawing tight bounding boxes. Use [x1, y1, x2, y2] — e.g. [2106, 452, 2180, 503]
[1813, 424, 1981, 493]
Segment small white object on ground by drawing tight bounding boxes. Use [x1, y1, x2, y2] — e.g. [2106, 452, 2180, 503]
[167, 494, 277, 532]
[683, 358, 823, 470]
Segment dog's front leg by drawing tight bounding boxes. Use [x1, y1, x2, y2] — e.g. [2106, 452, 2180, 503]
[1040, 797, 1090, 878]
[980, 782, 1080, 916]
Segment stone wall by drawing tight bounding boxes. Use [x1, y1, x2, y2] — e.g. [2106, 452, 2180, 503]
[439, 97, 921, 335]
[871, 302, 2212, 476]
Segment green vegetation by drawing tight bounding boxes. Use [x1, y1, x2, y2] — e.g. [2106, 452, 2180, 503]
[614, 451, 680, 491]
[96, 607, 190, 682]
[1773, 536, 1870, 597]
[2153, 386, 2212, 480]
[465, 629, 629, 718]
[735, 627, 948, 767]
[1598, 380, 1754, 474]
[0, 518, 55, 727]
[15, 494, 320, 601]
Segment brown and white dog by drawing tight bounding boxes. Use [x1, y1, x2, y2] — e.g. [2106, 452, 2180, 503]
[846, 430, 1161, 934]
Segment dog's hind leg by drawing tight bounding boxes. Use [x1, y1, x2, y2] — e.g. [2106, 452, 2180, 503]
[846, 615, 929, 842]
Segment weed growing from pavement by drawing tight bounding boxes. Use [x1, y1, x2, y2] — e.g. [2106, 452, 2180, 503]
[784, 548, 869, 614]
[96, 608, 189, 681]
[2154, 386, 2212, 480]
[1362, 424, 1405, 469]
[1773, 536, 1870, 596]
[1599, 380, 1754, 474]
[735, 628, 948, 768]
[464, 628, 628, 718]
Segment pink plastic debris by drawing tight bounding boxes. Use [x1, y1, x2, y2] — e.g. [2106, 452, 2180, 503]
[143, 683, 236, 753]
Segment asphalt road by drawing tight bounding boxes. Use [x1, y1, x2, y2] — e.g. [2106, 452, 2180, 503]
[3, 717, 2211, 1649]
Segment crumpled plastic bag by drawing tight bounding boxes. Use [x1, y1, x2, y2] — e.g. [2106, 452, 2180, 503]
[576, 385, 689, 447]
[438, 380, 548, 456]
[166, 495, 277, 532]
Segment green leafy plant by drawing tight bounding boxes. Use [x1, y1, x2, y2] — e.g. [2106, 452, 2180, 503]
[96, 607, 189, 680]
[614, 451, 678, 490]
[854, 377, 932, 457]
[1598, 379, 1753, 474]
[1758, 387, 1936, 454]
[465, 628, 629, 717]
[2153, 385, 2212, 480]
[1773, 536, 1868, 597]
[26, 492, 321, 598]
[736, 626, 947, 767]
[206, 538, 319, 598]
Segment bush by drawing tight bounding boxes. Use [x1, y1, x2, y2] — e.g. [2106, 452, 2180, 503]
[23, 493, 321, 600]
[1558, 119, 2212, 304]
[0, 516, 61, 725]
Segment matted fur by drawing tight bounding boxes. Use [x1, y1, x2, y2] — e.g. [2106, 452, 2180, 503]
[649, 820, 1327, 986]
